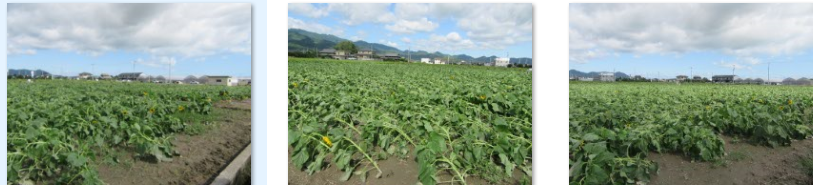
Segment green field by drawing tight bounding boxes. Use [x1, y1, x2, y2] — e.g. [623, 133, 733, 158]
[288, 58, 532, 184]
[569, 82, 813, 184]
[7, 80, 250, 184]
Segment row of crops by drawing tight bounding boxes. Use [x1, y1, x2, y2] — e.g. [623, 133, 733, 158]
[569, 82, 813, 184]
[288, 58, 532, 184]
[7, 80, 250, 184]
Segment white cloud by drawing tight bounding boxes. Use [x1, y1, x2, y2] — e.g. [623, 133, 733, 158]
[413, 32, 476, 52]
[401, 37, 411, 43]
[8, 3, 251, 58]
[714, 60, 749, 70]
[136, 56, 177, 68]
[288, 17, 345, 36]
[288, 3, 328, 18]
[327, 4, 396, 25]
[385, 17, 439, 34]
[570, 4, 813, 64]
[379, 40, 398, 47]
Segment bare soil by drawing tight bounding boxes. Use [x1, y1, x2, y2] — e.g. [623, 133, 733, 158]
[97, 99, 251, 185]
[287, 147, 527, 185]
[649, 136, 813, 185]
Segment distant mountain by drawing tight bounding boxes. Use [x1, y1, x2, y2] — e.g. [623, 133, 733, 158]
[569, 69, 630, 78]
[288, 28, 533, 64]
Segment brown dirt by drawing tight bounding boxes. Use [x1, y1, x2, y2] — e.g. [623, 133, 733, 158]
[287, 147, 527, 185]
[649, 136, 813, 185]
[97, 99, 251, 185]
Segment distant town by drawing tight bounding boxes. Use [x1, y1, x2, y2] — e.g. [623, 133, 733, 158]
[569, 69, 813, 86]
[7, 69, 250, 86]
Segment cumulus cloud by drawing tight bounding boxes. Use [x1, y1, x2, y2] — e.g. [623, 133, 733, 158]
[385, 17, 439, 34]
[8, 3, 251, 58]
[401, 37, 412, 43]
[570, 4, 813, 64]
[327, 4, 396, 25]
[287, 3, 531, 52]
[413, 32, 476, 52]
[288, 17, 345, 37]
[288, 3, 328, 18]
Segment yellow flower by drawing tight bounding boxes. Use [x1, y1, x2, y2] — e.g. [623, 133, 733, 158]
[178, 106, 184, 111]
[292, 82, 299, 88]
[322, 136, 332, 147]
[143, 92, 148, 96]
[706, 106, 711, 111]
[207, 98, 212, 102]
[121, 110, 128, 115]
[450, 76, 455, 80]
[149, 108, 156, 114]
[779, 106, 784, 111]
[479, 95, 486, 100]
[788, 100, 793, 105]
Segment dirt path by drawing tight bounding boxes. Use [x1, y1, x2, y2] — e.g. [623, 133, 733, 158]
[649, 136, 813, 185]
[98, 99, 252, 185]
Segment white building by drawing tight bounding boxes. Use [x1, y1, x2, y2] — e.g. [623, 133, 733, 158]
[207, 76, 236, 86]
[599, 72, 615, 82]
[433, 58, 445, 64]
[421, 58, 431, 64]
[495, 58, 510, 67]
[238, 79, 251, 86]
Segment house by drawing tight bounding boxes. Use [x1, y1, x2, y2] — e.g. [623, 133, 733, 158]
[578, 77, 594, 81]
[676, 75, 688, 81]
[100, 73, 112, 80]
[207, 76, 236, 86]
[78, 72, 92, 79]
[117, 72, 145, 81]
[712, 75, 737, 83]
[319, 48, 336, 58]
[599, 72, 615, 82]
[693, 76, 702, 81]
[358, 49, 374, 60]
[633, 75, 643, 80]
[484, 62, 495, 66]
[334, 50, 349, 60]
[421, 58, 431, 64]
[238, 79, 251, 86]
[495, 58, 510, 67]
[381, 53, 401, 60]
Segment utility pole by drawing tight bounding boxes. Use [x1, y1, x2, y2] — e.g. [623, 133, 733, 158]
[168, 60, 172, 84]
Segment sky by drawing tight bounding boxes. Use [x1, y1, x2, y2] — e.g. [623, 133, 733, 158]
[7, 3, 252, 79]
[287, 3, 533, 58]
[569, 4, 813, 82]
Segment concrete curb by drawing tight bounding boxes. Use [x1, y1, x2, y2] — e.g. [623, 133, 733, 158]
[211, 143, 252, 185]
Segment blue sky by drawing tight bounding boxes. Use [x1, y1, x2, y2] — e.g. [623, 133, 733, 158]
[288, 3, 533, 58]
[570, 4, 813, 81]
[7, 3, 252, 79]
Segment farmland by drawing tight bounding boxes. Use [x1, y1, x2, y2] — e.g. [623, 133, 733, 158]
[288, 58, 532, 184]
[569, 82, 813, 184]
[7, 80, 250, 184]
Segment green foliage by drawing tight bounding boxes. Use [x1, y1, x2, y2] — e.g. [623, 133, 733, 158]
[333, 41, 358, 54]
[288, 58, 532, 184]
[569, 82, 813, 184]
[7, 80, 250, 184]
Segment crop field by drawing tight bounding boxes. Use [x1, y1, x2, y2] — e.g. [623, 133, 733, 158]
[569, 82, 813, 184]
[288, 58, 532, 184]
[7, 80, 250, 184]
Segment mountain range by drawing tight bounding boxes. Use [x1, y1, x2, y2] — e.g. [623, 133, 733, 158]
[288, 28, 532, 64]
